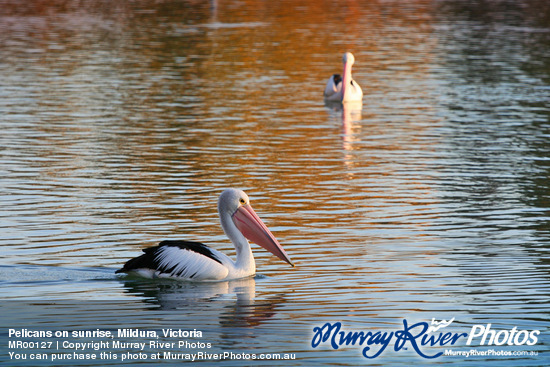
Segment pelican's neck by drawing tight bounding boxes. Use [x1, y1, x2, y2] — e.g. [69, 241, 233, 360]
[341, 61, 353, 101]
[219, 210, 255, 272]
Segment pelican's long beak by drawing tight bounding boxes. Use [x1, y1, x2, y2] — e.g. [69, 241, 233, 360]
[232, 204, 294, 267]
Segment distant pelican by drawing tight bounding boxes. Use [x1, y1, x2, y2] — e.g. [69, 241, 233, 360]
[324, 52, 363, 103]
[116, 189, 294, 281]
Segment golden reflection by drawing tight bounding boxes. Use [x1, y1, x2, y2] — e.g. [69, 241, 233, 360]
[2, 0, 443, 273]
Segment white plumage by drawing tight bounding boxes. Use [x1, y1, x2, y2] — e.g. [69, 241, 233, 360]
[153, 245, 230, 281]
[324, 52, 363, 103]
[116, 189, 293, 281]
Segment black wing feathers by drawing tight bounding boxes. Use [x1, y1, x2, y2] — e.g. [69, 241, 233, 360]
[157, 240, 223, 265]
[115, 240, 222, 274]
[332, 74, 342, 86]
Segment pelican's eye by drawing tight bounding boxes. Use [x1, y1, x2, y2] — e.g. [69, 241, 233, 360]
[239, 198, 246, 205]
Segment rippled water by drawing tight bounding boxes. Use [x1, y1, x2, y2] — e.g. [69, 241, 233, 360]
[1, 0, 549, 366]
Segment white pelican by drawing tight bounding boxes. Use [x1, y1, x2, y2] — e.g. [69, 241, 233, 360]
[116, 189, 294, 281]
[324, 52, 363, 103]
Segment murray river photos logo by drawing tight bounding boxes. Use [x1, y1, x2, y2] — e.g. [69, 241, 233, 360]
[311, 318, 540, 359]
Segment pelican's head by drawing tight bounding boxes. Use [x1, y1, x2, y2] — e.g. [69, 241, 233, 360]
[343, 52, 355, 66]
[218, 188, 250, 215]
[218, 188, 294, 266]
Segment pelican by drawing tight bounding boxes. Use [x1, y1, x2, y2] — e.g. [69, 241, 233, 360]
[324, 52, 363, 102]
[116, 189, 294, 281]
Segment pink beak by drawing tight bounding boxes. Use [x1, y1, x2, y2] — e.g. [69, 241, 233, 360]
[232, 204, 294, 267]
